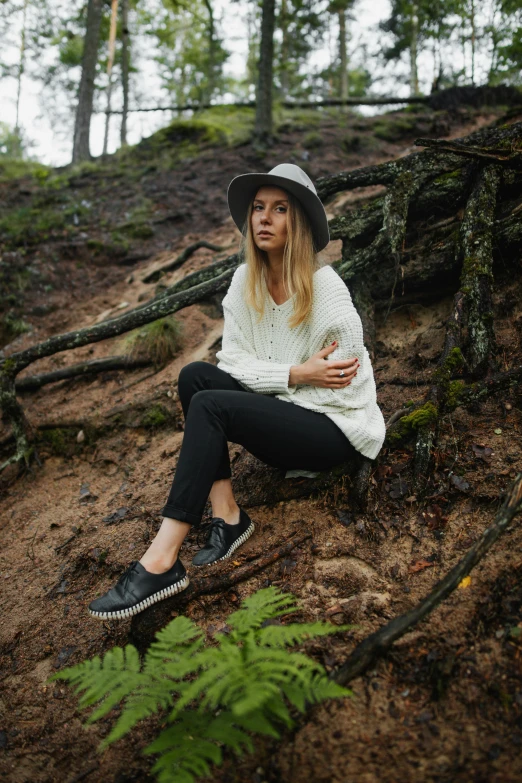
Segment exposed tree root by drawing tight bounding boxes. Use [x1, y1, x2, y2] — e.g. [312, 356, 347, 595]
[333, 473, 522, 686]
[129, 527, 312, 651]
[1, 123, 520, 470]
[15, 356, 153, 392]
[459, 163, 502, 375]
[142, 240, 226, 283]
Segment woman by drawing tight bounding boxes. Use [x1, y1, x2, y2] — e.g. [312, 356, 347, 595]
[88, 163, 386, 621]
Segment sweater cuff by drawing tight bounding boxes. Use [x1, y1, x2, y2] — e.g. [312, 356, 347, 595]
[270, 363, 295, 394]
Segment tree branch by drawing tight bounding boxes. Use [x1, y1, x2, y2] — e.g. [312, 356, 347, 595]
[333, 473, 522, 686]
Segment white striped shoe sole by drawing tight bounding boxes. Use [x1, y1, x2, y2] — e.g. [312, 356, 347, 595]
[88, 574, 190, 620]
[193, 522, 255, 567]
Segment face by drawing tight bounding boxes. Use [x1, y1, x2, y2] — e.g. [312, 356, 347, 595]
[251, 185, 288, 254]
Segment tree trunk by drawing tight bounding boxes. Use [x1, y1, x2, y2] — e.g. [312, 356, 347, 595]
[470, 0, 476, 86]
[279, 0, 289, 100]
[72, 0, 104, 163]
[120, 0, 129, 147]
[202, 0, 216, 104]
[14, 0, 28, 150]
[254, 0, 276, 147]
[338, 8, 348, 103]
[102, 0, 119, 156]
[410, 2, 419, 96]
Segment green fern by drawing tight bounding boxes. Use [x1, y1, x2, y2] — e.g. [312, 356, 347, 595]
[51, 586, 353, 783]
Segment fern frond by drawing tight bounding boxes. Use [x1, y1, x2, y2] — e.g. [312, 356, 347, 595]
[258, 621, 353, 648]
[227, 586, 298, 634]
[146, 615, 204, 662]
[149, 736, 222, 783]
[50, 645, 143, 721]
[101, 678, 176, 748]
[145, 710, 254, 783]
[282, 675, 352, 713]
[236, 709, 282, 738]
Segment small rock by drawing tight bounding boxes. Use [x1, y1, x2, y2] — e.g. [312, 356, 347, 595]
[79, 482, 98, 503]
[314, 556, 382, 592]
[76, 430, 85, 444]
[340, 590, 391, 622]
[53, 646, 78, 669]
[116, 301, 129, 310]
[103, 507, 129, 526]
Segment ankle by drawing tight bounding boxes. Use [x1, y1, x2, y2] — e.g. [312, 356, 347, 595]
[140, 550, 179, 574]
[212, 503, 240, 525]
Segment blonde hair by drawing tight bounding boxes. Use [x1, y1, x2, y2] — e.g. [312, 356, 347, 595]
[239, 189, 323, 329]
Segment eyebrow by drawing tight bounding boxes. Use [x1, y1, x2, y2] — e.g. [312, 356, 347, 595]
[253, 198, 288, 204]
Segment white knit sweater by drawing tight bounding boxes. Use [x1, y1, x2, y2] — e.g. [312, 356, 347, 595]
[215, 262, 386, 463]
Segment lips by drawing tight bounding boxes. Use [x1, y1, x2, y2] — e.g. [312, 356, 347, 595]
[258, 232, 273, 237]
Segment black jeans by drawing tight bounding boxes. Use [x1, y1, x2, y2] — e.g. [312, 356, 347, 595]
[161, 361, 358, 526]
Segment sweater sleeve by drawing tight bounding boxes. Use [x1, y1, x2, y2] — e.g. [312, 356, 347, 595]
[215, 290, 297, 396]
[310, 282, 376, 410]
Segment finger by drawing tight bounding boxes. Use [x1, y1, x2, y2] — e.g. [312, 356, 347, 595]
[329, 358, 360, 369]
[320, 343, 337, 355]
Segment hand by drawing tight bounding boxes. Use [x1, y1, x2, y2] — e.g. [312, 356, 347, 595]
[290, 342, 359, 388]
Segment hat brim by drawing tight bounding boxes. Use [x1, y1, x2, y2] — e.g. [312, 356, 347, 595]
[227, 172, 330, 252]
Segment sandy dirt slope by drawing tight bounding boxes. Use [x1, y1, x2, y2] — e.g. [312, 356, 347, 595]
[1, 107, 522, 783]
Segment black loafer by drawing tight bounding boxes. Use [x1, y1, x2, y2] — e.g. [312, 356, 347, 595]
[88, 558, 189, 620]
[191, 507, 255, 566]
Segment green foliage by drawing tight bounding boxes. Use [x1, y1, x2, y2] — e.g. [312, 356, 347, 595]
[51, 587, 352, 783]
[141, 404, 168, 430]
[303, 131, 323, 149]
[120, 316, 184, 367]
[0, 203, 66, 247]
[373, 116, 417, 142]
[0, 313, 31, 346]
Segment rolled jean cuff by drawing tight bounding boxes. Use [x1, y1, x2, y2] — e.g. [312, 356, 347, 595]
[160, 505, 202, 527]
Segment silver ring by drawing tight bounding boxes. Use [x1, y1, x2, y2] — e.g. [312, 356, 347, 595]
[339, 370, 345, 377]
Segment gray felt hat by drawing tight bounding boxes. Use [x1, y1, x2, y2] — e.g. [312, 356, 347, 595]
[227, 163, 330, 251]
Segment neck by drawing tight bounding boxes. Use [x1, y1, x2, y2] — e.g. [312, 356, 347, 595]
[265, 250, 285, 284]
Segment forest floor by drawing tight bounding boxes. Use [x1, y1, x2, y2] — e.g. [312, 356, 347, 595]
[0, 103, 522, 783]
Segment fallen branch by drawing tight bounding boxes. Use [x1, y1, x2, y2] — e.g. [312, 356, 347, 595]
[142, 240, 226, 284]
[129, 527, 312, 650]
[333, 473, 522, 686]
[15, 355, 152, 392]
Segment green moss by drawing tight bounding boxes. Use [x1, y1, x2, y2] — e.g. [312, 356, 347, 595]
[446, 380, 466, 410]
[303, 131, 323, 149]
[373, 116, 417, 142]
[120, 316, 184, 366]
[0, 313, 31, 345]
[1, 357, 16, 374]
[0, 159, 50, 184]
[433, 170, 462, 184]
[462, 253, 493, 281]
[0, 205, 66, 246]
[388, 401, 439, 444]
[141, 404, 168, 429]
[119, 221, 154, 239]
[40, 428, 68, 456]
[87, 236, 129, 258]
